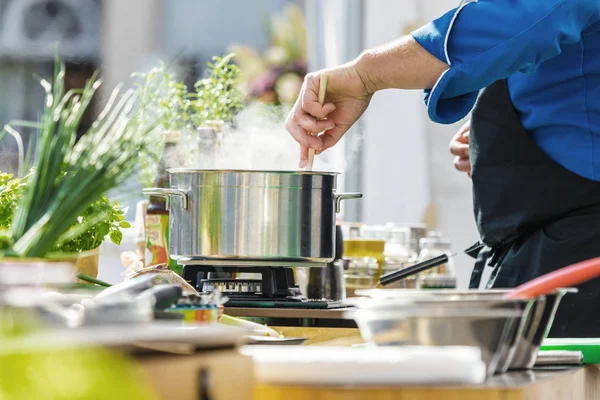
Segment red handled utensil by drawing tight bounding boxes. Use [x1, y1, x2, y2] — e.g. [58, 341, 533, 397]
[505, 256, 600, 299]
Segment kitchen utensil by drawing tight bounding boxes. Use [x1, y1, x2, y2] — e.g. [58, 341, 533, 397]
[355, 288, 575, 371]
[306, 74, 328, 171]
[541, 338, 600, 364]
[535, 350, 583, 366]
[345, 296, 528, 376]
[506, 256, 600, 299]
[94, 275, 164, 300]
[79, 294, 155, 326]
[143, 170, 362, 265]
[378, 253, 454, 286]
[137, 284, 183, 310]
[242, 345, 486, 385]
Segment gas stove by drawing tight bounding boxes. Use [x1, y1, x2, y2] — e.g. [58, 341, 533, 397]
[180, 260, 345, 309]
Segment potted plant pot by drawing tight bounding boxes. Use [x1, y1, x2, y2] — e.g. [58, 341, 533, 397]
[75, 247, 101, 281]
[0, 254, 78, 288]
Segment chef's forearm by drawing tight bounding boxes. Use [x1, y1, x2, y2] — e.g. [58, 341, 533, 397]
[355, 35, 449, 94]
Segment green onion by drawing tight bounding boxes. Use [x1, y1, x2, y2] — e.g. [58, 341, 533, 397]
[76, 273, 112, 288]
[3, 55, 160, 258]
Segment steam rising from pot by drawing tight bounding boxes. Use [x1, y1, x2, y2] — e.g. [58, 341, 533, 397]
[173, 102, 362, 173]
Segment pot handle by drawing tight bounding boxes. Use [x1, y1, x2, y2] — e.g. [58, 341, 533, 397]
[334, 192, 363, 213]
[142, 188, 189, 210]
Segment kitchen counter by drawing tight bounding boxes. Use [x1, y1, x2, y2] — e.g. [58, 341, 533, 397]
[255, 365, 600, 400]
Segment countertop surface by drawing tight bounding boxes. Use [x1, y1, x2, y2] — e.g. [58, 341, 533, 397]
[255, 365, 600, 400]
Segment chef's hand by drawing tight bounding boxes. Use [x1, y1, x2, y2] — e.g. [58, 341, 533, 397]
[285, 62, 373, 168]
[450, 120, 471, 176]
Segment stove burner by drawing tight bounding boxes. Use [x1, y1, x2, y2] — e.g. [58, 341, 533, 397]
[181, 264, 303, 301]
[202, 279, 262, 294]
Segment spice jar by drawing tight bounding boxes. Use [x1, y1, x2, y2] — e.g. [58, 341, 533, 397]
[417, 232, 454, 276]
[416, 232, 456, 289]
[386, 222, 427, 260]
[384, 227, 413, 265]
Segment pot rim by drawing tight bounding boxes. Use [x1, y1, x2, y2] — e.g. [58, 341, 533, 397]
[167, 168, 340, 175]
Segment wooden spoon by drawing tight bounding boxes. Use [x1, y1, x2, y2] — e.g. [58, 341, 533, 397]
[306, 74, 329, 171]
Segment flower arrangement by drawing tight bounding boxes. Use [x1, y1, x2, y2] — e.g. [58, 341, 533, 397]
[230, 4, 307, 106]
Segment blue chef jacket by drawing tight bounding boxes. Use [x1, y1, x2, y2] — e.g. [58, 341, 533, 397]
[411, 0, 600, 180]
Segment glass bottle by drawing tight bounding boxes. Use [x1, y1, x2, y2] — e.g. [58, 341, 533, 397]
[145, 131, 182, 275]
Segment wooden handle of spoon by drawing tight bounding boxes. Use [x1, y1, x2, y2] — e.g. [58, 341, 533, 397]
[306, 74, 328, 171]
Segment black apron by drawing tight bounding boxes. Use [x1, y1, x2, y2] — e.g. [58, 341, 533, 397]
[467, 79, 600, 338]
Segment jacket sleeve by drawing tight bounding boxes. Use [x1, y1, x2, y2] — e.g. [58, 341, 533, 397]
[411, 0, 600, 124]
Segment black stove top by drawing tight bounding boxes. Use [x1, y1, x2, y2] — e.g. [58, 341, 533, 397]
[180, 264, 346, 309]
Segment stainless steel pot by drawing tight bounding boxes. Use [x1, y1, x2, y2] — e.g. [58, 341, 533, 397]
[143, 169, 362, 266]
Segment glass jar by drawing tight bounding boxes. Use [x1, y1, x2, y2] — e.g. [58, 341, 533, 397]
[384, 227, 413, 265]
[417, 232, 454, 276]
[385, 222, 427, 258]
[416, 232, 456, 289]
[344, 257, 378, 298]
[342, 223, 386, 270]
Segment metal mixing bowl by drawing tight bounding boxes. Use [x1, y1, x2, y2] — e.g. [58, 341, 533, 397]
[344, 297, 528, 377]
[353, 288, 576, 371]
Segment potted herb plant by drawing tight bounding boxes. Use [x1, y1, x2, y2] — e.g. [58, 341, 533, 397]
[0, 56, 160, 283]
[0, 172, 130, 279]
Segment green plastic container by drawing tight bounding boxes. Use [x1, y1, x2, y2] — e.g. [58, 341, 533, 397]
[540, 338, 600, 364]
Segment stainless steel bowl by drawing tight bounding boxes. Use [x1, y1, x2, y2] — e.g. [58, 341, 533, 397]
[508, 289, 575, 369]
[345, 299, 524, 377]
[354, 288, 576, 371]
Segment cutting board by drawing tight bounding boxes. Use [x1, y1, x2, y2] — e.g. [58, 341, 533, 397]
[241, 345, 486, 386]
[541, 338, 600, 364]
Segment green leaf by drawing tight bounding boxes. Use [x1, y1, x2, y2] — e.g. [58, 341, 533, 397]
[119, 221, 131, 228]
[109, 230, 123, 245]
